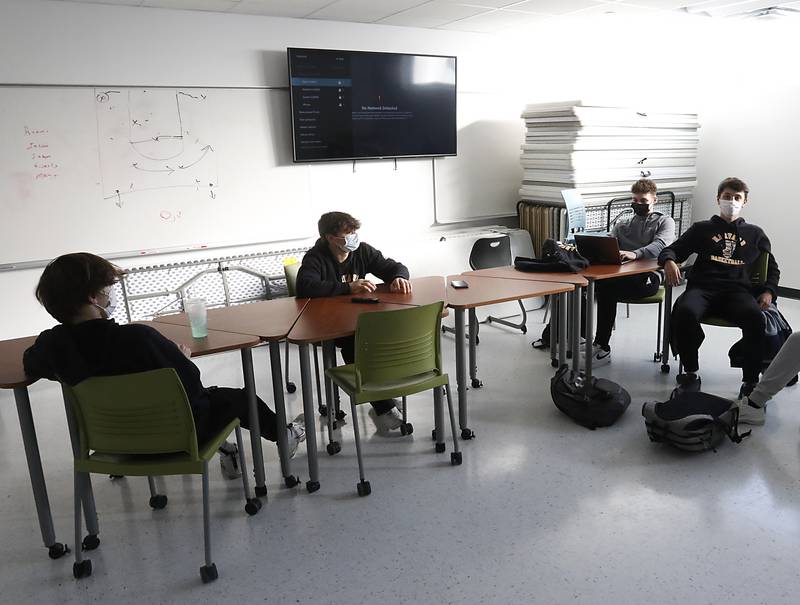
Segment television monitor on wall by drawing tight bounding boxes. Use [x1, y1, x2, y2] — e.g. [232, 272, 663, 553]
[287, 48, 457, 162]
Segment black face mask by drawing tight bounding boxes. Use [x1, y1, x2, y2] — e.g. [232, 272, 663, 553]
[631, 203, 650, 217]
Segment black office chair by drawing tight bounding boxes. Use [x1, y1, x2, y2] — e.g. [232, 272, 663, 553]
[468, 236, 527, 334]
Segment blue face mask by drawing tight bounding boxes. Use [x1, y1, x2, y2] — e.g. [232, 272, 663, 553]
[342, 232, 360, 252]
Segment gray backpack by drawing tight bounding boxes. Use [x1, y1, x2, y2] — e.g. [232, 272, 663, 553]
[642, 390, 750, 452]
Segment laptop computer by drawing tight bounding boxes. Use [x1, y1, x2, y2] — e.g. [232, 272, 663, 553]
[574, 234, 631, 266]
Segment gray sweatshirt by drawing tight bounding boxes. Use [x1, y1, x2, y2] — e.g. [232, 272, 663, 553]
[612, 211, 675, 259]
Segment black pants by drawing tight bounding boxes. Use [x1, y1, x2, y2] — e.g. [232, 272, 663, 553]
[335, 335, 396, 415]
[594, 272, 660, 348]
[195, 387, 279, 445]
[671, 287, 764, 382]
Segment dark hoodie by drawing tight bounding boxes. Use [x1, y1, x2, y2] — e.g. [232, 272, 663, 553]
[658, 215, 779, 297]
[296, 238, 410, 298]
[23, 319, 210, 416]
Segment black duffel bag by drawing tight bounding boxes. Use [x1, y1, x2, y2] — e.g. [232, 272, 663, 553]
[550, 364, 631, 429]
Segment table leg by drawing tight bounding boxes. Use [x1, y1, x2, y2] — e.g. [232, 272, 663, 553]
[322, 341, 341, 456]
[566, 290, 574, 360]
[14, 386, 69, 559]
[268, 340, 299, 488]
[455, 307, 473, 439]
[571, 285, 582, 374]
[584, 280, 596, 385]
[468, 308, 482, 389]
[558, 292, 568, 367]
[297, 343, 320, 492]
[549, 295, 559, 368]
[241, 348, 266, 498]
[661, 285, 673, 373]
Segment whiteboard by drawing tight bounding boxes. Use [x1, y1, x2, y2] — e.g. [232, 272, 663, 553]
[0, 85, 313, 267]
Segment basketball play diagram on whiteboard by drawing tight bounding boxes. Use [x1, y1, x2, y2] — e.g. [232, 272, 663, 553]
[95, 88, 217, 207]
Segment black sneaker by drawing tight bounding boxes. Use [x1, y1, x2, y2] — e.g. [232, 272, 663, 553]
[676, 373, 701, 393]
[738, 381, 757, 399]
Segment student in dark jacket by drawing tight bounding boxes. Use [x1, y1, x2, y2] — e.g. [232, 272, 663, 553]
[296, 211, 411, 433]
[23, 253, 305, 479]
[658, 177, 779, 397]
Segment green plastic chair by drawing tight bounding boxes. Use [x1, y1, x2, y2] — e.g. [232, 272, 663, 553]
[325, 302, 462, 497]
[63, 368, 260, 584]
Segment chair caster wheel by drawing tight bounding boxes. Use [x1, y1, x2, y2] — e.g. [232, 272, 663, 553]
[149, 494, 168, 510]
[521, 327, 528, 334]
[200, 563, 218, 584]
[660, 364, 670, 374]
[82, 534, 100, 551]
[551, 359, 559, 368]
[245, 498, 262, 516]
[335, 409, 347, 421]
[653, 353, 662, 363]
[73, 559, 92, 579]
[254, 485, 268, 498]
[435, 442, 446, 453]
[451, 452, 463, 465]
[109, 474, 124, 480]
[326, 441, 341, 455]
[461, 428, 475, 440]
[471, 378, 483, 389]
[357, 480, 371, 497]
[306, 480, 320, 493]
[48, 542, 70, 559]
[318, 405, 328, 417]
[400, 422, 414, 436]
[286, 382, 297, 394]
[284, 475, 300, 488]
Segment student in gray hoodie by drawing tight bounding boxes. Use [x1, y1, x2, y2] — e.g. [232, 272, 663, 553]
[586, 179, 675, 366]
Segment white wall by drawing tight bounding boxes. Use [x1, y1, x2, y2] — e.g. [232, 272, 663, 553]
[0, 0, 523, 339]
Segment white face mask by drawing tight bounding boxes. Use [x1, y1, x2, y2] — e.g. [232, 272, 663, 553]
[719, 199, 744, 219]
[95, 287, 118, 318]
[342, 232, 360, 252]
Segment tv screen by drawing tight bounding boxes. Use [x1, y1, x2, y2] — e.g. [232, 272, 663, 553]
[288, 48, 457, 162]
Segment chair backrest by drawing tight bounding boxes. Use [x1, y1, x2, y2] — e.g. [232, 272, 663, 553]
[749, 251, 769, 286]
[65, 368, 199, 460]
[469, 236, 512, 270]
[353, 302, 444, 388]
[284, 262, 301, 297]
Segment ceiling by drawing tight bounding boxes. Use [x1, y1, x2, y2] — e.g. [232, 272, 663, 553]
[55, 1, 800, 33]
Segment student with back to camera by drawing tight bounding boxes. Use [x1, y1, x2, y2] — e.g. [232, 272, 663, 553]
[23, 253, 305, 479]
[583, 178, 675, 366]
[296, 211, 412, 433]
[658, 177, 780, 398]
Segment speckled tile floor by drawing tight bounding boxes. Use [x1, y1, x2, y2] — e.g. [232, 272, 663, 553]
[2, 295, 800, 605]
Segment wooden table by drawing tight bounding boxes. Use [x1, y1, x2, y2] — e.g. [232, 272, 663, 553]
[0, 336, 71, 559]
[152, 297, 309, 493]
[463, 266, 589, 286]
[577, 259, 661, 382]
[445, 275, 575, 439]
[371, 275, 448, 307]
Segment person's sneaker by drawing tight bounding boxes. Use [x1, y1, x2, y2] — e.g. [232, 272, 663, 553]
[579, 343, 611, 368]
[369, 406, 403, 433]
[218, 441, 242, 480]
[738, 381, 758, 399]
[736, 396, 766, 426]
[286, 414, 306, 459]
[676, 372, 701, 393]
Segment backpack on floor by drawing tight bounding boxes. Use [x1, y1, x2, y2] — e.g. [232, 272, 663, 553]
[729, 303, 798, 385]
[550, 364, 631, 429]
[642, 390, 751, 452]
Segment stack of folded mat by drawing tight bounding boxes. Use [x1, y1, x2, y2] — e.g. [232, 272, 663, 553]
[519, 100, 699, 205]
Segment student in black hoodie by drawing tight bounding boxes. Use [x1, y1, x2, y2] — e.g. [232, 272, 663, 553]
[658, 177, 779, 397]
[296, 211, 412, 433]
[23, 253, 305, 479]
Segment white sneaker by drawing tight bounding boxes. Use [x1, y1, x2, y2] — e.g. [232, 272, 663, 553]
[579, 344, 611, 368]
[736, 396, 766, 426]
[369, 406, 403, 433]
[218, 441, 242, 480]
[286, 415, 306, 459]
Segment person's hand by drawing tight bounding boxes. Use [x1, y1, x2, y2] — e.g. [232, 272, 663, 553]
[664, 259, 682, 287]
[349, 279, 376, 294]
[390, 277, 412, 294]
[757, 291, 773, 310]
[619, 250, 637, 262]
[178, 343, 192, 359]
